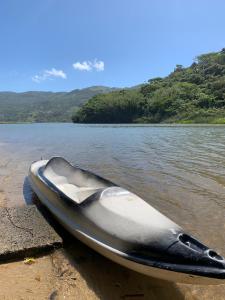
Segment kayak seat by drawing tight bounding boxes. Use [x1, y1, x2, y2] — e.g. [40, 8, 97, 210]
[57, 183, 100, 204]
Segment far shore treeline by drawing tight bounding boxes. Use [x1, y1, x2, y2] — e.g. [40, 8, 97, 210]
[72, 49, 225, 124]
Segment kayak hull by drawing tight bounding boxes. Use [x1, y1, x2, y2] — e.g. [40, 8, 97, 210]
[28, 158, 225, 284]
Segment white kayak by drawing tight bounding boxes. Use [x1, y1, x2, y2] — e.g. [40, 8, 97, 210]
[28, 157, 225, 284]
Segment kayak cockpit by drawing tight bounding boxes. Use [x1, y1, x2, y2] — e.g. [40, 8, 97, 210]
[40, 157, 113, 204]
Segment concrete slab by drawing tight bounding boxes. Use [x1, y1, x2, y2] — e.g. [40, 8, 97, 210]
[0, 205, 62, 261]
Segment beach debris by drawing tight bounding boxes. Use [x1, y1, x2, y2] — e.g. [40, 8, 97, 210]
[24, 257, 36, 265]
[49, 290, 58, 300]
[35, 274, 41, 281]
[59, 268, 69, 277]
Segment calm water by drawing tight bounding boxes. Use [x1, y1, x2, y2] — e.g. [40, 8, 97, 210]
[0, 123, 225, 297]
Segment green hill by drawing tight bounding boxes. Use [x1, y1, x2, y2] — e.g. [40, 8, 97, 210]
[0, 86, 118, 122]
[73, 48, 225, 124]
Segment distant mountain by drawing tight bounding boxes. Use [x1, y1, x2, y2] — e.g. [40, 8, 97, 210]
[0, 86, 119, 122]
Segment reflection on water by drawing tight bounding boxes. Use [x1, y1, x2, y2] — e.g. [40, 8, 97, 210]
[0, 123, 224, 299]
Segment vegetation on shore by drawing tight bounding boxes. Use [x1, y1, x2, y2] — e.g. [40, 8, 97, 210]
[72, 49, 225, 124]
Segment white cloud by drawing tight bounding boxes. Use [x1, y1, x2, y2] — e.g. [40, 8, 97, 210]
[72, 59, 104, 72]
[32, 68, 67, 83]
[73, 61, 92, 71]
[93, 60, 104, 71]
[45, 68, 67, 79]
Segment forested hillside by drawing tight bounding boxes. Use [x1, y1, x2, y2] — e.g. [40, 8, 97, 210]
[73, 49, 225, 124]
[0, 86, 117, 122]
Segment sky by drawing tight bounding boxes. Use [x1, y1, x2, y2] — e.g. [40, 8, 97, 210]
[0, 0, 225, 92]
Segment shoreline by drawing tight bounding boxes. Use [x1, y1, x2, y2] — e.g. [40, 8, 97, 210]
[1, 121, 225, 126]
[0, 125, 224, 299]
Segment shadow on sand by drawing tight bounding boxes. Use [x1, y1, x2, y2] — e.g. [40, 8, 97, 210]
[23, 177, 185, 300]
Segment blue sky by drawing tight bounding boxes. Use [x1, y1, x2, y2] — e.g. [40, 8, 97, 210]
[0, 0, 225, 92]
